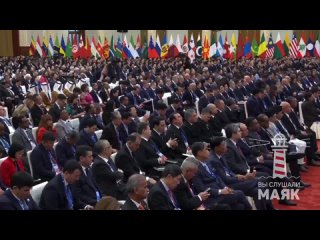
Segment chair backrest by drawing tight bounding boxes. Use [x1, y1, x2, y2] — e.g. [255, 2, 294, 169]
[298, 101, 305, 124]
[30, 181, 48, 206]
[31, 127, 38, 141]
[69, 118, 80, 132]
[195, 99, 200, 117]
[163, 92, 172, 107]
[53, 142, 58, 151]
[0, 157, 7, 167]
[27, 150, 34, 178]
[95, 129, 103, 140]
[110, 152, 117, 162]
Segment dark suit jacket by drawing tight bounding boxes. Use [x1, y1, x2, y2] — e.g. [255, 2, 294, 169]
[182, 121, 201, 145]
[302, 101, 320, 127]
[224, 107, 240, 123]
[0, 118, 12, 136]
[198, 95, 211, 112]
[281, 112, 303, 135]
[208, 116, 223, 135]
[121, 198, 139, 210]
[115, 145, 141, 182]
[148, 181, 176, 210]
[150, 130, 176, 160]
[247, 96, 264, 117]
[92, 156, 124, 198]
[55, 137, 76, 167]
[192, 162, 226, 198]
[0, 189, 39, 210]
[101, 122, 121, 150]
[77, 129, 98, 148]
[234, 88, 245, 101]
[174, 178, 202, 210]
[48, 104, 61, 123]
[11, 127, 36, 153]
[39, 174, 86, 210]
[236, 139, 260, 165]
[165, 125, 188, 159]
[90, 90, 101, 104]
[73, 168, 100, 206]
[135, 138, 162, 178]
[224, 139, 249, 175]
[30, 144, 57, 182]
[216, 110, 231, 128]
[99, 89, 110, 103]
[30, 105, 48, 127]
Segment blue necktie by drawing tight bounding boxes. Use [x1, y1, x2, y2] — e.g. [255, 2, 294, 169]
[91, 135, 97, 143]
[0, 137, 9, 153]
[167, 189, 179, 209]
[19, 200, 29, 210]
[65, 184, 73, 210]
[179, 128, 189, 148]
[204, 164, 225, 188]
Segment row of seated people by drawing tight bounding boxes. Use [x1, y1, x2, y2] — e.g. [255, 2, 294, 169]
[0, 110, 314, 209]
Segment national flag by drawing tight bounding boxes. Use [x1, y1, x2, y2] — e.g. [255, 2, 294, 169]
[148, 36, 159, 58]
[175, 34, 183, 53]
[129, 35, 139, 58]
[59, 36, 66, 57]
[188, 33, 195, 62]
[274, 32, 285, 59]
[314, 33, 320, 58]
[306, 33, 314, 57]
[91, 37, 100, 58]
[223, 33, 232, 59]
[284, 32, 290, 49]
[66, 36, 72, 58]
[122, 35, 132, 59]
[29, 36, 36, 56]
[196, 34, 202, 58]
[243, 33, 252, 58]
[54, 35, 60, 57]
[168, 34, 179, 58]
[72, 34, 79, 58]
[209, 33, 217, 58]
[181, 35, 188, 54]
[114, 36, 122, 58]
[251, 31, 259, 57]
[36, 35, 43, 57]
[290, 33, 301, 58]
[230, 32, 237, 59]
[78, 35, 85, 58]
[42, 36, 48, 58]
[266, 33, 274, 58]
[202, 35, 209, 60]
[96, 37, 105, 58]
[109, 35, 115, 58]
[258, 32, 267, 59]
[161, 34, 169, 58]
[103, 37, 110, 59]
[141, 40, 148, 59]
[155, 35, 162, 57]
[298, 32, 307, 58]
[216, 34, 223, 57]
[136, 34, 141, 56]
[47, 36, 54, 57]
[236, 32, 244, 60]
[283, 33, 290, 57]
[85, 37, 91, 58]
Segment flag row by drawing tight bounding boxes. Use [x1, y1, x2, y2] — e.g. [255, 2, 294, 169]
[28, 32, 320, 61]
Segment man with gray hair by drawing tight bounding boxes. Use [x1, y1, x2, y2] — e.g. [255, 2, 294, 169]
[92, 139, 125, 200]
[122, 174, 149, 210]
[182, 109, 200, 145]
[174, 157, 210, 210]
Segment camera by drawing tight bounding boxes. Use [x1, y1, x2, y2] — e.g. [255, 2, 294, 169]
[205, 187, 211, 193]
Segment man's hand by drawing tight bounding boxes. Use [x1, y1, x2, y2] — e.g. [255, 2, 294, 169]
[198, 191, 210, 201]
[168, 138, 178, 148]
[84, 205, 94, 210]
[158, 156, 167, 165]
[258, 155, 264, 163]
[236, 175, 246, 181]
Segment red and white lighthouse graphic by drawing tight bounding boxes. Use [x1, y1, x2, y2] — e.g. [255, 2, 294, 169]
[272, 133, 288, 178]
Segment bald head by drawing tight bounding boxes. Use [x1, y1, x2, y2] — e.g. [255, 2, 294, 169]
[280, 101, 292, 114]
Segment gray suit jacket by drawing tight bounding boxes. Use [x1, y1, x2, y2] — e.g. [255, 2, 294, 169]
[54, 120, 74, 140]
[11, 127, 36, 152]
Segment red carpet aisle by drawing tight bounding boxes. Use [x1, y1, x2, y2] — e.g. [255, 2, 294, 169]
[273, 166, 320, 210]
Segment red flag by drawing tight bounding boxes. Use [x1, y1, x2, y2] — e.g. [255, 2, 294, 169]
[223, 34, 232, 59]
[72, 35, 79, 58]
[236, 32, 244, 60]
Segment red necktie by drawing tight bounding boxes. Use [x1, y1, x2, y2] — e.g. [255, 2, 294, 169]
[138, 203, 145, 210]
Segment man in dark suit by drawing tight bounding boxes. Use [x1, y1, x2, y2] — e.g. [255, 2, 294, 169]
[54, 110, 74, 140]
[99, 82, 110, 104]
[135, 122, 167, 179]
[225, 98, 241, 123]
[247, 89, 266, 117]
[302, 92, 320, 127]
[191, 142, 252, 210]
[101, 111, 123, 150]
[0, 172, 39, 210]
[182, 109, 201, 146]
[55, 131, 78, 168]
[77, 119, 98, 148]
[90, 83, 103, 104]
[92, 140, 125, 200]
[150, 116, 179, 160]
[165, 113, 190, 160]
[73, 145, 101, 207]
[194, 107, 216, 143]
[122, 174, 149, 210]
[40, 160, 93, 210]
[198, 86, 215, 113]
[174, 157, 211, 210]
[30, 132, 59, 183]
[148, 164, 183, 210]
[208, 137, 274, 210]
[165, 98, 184, 119]
[48, 94, 67, 123]
[0, 106, 15, 135]
[30, 94, 48, 127]
[207, 104, 223, 135]
[115, 133, 156, 185]
[214, 99, 231, 128]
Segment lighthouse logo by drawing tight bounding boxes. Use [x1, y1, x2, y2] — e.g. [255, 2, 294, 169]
[258, 133, 300, 201]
